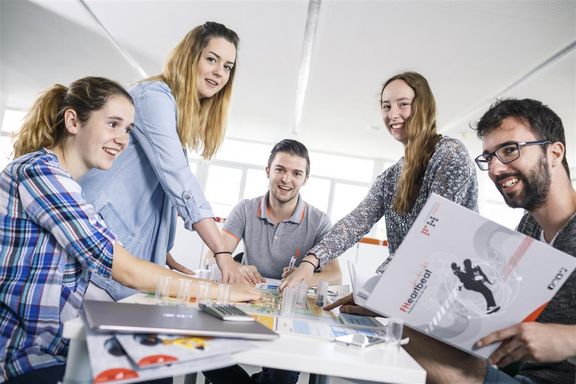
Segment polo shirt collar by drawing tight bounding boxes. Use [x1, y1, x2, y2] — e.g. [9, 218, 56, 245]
[258, 192, 306, 224]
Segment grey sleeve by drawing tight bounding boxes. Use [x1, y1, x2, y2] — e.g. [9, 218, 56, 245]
[314, 213, 332, 245]
[427, 138, 479, 212]
[222, 200, 248, 240]
[309, 171, 389, 267]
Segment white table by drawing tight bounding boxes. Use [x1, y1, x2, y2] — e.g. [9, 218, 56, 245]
[234, 332, 425, 384]
[62, 299, 426, 384]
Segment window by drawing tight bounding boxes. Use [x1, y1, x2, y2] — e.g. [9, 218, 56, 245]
[0, 136, 12, 171]
[175, 140, 396, 269]
[331, 183, 369, 223]
[189, 139, 381, 229]
[480, 201, 524, 230]
[204, 165, 242, 218]
[215, 140, 271, 166]
[309, 151, 374, 183]
[299, 176, 331, 213]
[243, 168, 268, 200]
[1, 109, 27, 134]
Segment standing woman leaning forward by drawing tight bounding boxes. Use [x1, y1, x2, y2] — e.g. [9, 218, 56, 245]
[281, 72, 479, 305]
[0, 77, 259, 384]
[81, 22, 245, 300]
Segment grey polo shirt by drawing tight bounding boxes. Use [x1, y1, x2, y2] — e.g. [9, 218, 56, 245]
[223, 193, 332, 279]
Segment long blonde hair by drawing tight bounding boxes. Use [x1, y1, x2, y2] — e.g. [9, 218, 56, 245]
[381, 72, 440, 213]
[13, 77, 132, 158]
[149, 22, 239, 159]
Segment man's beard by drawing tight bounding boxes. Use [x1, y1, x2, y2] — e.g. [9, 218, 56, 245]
[495, 156, 550, 211]
[270, 187, 298, 205]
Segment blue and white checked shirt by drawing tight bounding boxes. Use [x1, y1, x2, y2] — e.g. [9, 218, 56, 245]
[0, 149, 115, 381]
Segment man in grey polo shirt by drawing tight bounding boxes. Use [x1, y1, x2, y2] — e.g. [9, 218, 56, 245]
[203, 139, 340, 384]
[221, 139, 341, 286]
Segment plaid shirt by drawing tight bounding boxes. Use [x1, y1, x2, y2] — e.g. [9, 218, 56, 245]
[0, 149, 115, 381]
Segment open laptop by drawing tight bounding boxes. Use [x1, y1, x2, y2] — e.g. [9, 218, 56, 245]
[337, 261, 383, 328]
[347, 260, 381, 306]
[83, 301, 278, 340]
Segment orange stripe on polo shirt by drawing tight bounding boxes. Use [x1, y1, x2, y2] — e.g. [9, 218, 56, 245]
[222, 229, 240, 241]
[256, 203, 262, 217]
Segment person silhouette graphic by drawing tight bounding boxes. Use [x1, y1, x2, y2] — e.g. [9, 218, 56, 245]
[451, 259, 500, 314]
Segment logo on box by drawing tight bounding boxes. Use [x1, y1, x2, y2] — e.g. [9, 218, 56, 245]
[421, 216, 439, 236]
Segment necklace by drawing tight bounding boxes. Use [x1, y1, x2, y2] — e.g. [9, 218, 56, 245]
[540, 211, 576, 245]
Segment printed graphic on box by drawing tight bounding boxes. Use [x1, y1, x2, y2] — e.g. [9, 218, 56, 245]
[365, 194, 576, 359]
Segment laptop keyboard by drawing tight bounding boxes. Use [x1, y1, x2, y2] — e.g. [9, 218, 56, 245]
[339, 313, 381, 327]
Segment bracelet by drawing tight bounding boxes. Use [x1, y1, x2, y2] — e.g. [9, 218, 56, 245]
[213, 251, 232, 257]
[305, 252, 321, 272]
[300, 259, 318, 269]
[306, 252, 320, 261]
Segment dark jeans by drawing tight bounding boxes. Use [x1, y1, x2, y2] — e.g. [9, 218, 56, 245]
[204, 365, 299, 384]
[7, 364, 173, 384]
[7, 364, 66, 384]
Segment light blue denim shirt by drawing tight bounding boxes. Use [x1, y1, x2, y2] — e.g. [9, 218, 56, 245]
[79, 81, 214, 300]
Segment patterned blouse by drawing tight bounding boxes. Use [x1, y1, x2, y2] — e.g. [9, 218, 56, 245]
[0, 149, 115, 381]
[311, 136, 479, 272]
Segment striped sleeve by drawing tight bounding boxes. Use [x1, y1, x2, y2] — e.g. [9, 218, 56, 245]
[16, 161, 115, 278]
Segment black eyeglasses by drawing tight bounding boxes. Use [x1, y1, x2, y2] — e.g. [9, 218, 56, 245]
[474, 140, 551, 171]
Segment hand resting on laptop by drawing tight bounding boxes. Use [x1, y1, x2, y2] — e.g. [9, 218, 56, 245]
[323, 293, 380, 317]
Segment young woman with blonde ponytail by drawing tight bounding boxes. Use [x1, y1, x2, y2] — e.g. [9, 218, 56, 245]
[0, 77, 259, 383]
[80, 22, 245, 301]
[281, 72, 479, 298]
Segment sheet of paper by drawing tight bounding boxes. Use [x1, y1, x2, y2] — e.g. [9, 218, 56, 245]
[86, 331, 234, 383]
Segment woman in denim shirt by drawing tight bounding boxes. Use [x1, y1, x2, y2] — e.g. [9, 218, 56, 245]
[80, 22, 245, 300]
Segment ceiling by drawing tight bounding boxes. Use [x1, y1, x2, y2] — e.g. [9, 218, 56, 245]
[1, 0, 574, 166]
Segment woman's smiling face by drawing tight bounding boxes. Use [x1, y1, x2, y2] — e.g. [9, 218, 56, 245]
[380, 79, 415, 145]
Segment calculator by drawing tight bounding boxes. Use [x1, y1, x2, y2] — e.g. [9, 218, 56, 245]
[199, 303, 255, 322]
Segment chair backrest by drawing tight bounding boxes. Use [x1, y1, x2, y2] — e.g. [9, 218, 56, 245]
[233, 252, 244, 263]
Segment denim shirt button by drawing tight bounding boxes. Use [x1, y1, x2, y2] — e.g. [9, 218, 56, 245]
[184, 193, 191, 200]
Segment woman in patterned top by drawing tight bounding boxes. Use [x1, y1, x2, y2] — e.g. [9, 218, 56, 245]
[0, 77, 259, 383]
[280, 72, 479, 301]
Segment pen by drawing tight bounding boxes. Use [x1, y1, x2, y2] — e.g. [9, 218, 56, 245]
[288, 255, 297, 270]
[288, 247, 300, 270]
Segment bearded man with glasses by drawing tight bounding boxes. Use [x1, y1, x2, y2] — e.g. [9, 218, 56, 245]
[402, 98, 576, 384]
[475, 139, 553, 212]
[475, 140, 552, 171]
